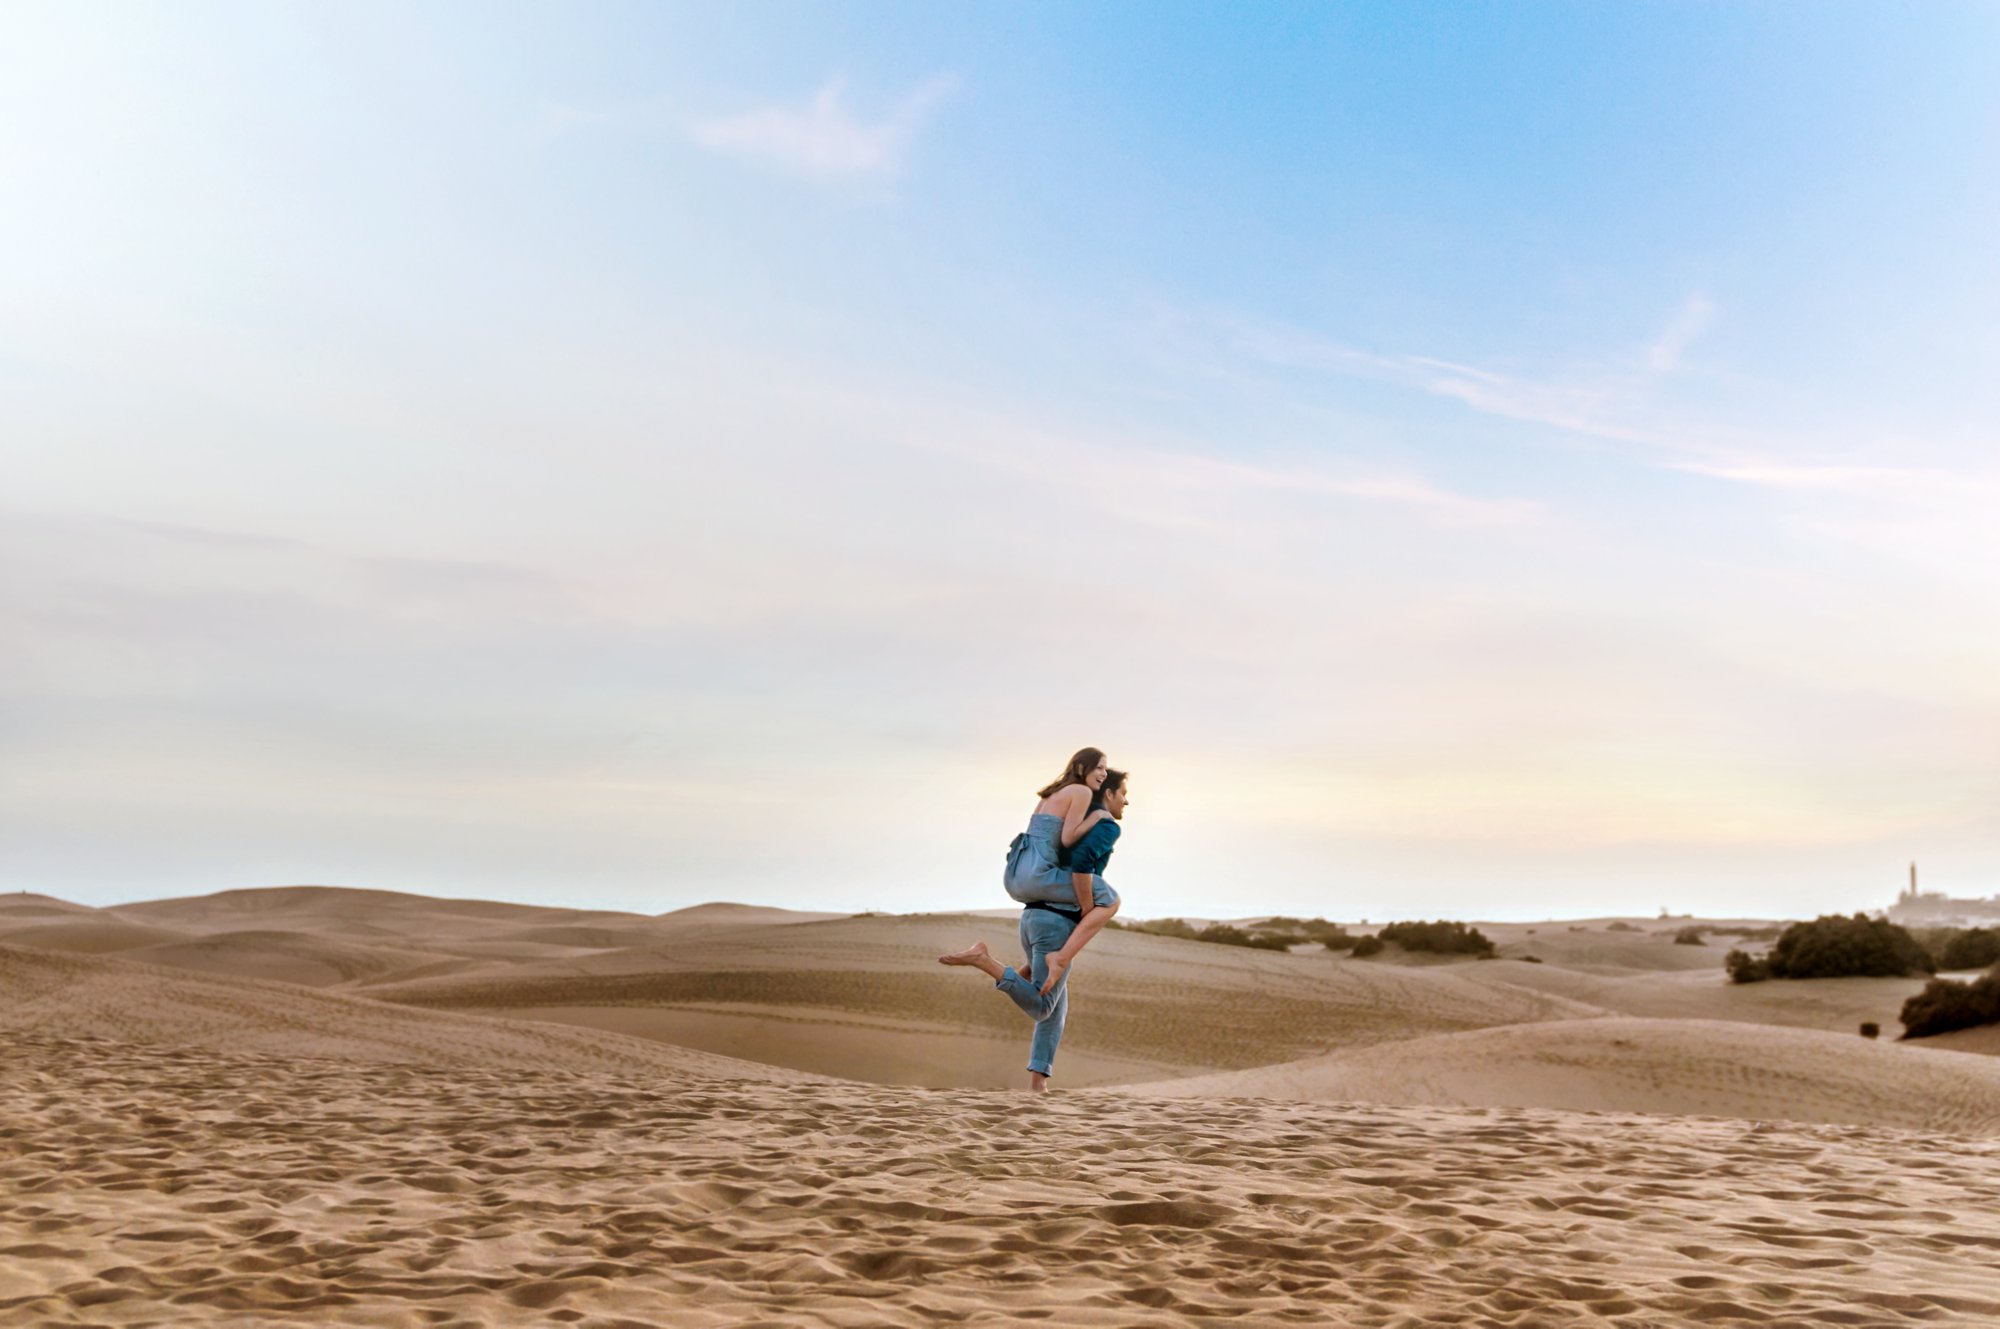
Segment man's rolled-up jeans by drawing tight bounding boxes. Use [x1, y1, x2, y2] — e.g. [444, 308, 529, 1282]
[995, 906, 1078, 1077]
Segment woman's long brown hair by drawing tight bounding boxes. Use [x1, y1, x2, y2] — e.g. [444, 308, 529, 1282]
[1037, 747, 1106, 799]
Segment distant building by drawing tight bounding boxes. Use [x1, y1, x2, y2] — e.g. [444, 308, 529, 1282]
[1886, 863, 2000, 926]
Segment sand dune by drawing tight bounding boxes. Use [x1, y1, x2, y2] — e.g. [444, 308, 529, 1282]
[9, 887, 2000, 1324]
[1136, 1016, 2000, 1133]
[1479, 920, 1764, 973]
[0, 916, 192, 954]
[0, 892, 101, 918]
[372, 911, 1607, 1086]
[1464, 957, 1941, 1038]
[491, 1003, 1184, 1088]
[4, 1031, 1998, 1326]
[657, 901, 848, 925]
[0, 943, 811, 1081]
[4, 890, 1987, 1104]
[119, 929, 469, 988]
[1926, 1024, 2000, 1056]
[116, 884, 658, 937]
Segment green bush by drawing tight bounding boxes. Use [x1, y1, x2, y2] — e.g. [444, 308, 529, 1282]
[1521, 954, 1544, 964]
[1899, 965, 2000, 1039]
[1764, 914, 1933, 979]
[1725, 949, 1769, 984]
[1377, 920, 1495, 957]
[1673, 927, 1705, 946]
[1607, 921, 1639, 932]
[1350, 935, 1385, 958]
[1859, 1022, 1880, 1039]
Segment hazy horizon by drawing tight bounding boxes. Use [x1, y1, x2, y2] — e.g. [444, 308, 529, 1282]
[8, 877, 1951, 926]
[5, 2, 1998, 921]
[2, 856, 1973, 929]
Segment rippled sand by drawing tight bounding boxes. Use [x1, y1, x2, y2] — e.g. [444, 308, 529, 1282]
[7, 1031, 2000, 1327]
[6, 888, 2000, 1325]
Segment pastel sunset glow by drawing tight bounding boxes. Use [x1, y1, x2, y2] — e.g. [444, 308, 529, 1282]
[5, 2, 1997, 920]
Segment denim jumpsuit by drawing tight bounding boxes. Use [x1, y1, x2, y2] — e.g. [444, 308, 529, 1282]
[995, 812, 1120, 1076]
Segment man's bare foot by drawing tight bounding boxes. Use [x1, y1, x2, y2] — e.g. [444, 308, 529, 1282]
[1028, 1072, 1050, 1094]
[1039, 950, 1072, 995]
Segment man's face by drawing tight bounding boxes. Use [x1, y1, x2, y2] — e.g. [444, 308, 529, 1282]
[1104, 781, 1130, 820]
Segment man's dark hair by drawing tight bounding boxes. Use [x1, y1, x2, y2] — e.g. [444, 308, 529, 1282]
[1091, 769, 1128, 812]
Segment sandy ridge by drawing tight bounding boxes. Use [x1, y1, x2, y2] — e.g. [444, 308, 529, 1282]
[0, 943, 818, 1083]
[1134, 1016, 2000, 1134]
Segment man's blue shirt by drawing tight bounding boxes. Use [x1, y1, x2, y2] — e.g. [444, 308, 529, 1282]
[1061, 817, 1121, 877]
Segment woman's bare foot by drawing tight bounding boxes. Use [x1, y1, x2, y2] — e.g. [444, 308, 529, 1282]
[939, 941, 1007, 982]
[1039, 950, 1072, 995]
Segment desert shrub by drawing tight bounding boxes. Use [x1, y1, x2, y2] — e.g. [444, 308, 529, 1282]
[1114, 917, 1304, 950]
[1194, 924, 1298, 951]
[1261, 916, 1356, 949]
[1674, 927, 1706, 946]
[1350, 935, 1385, 958]
[1899, 965, 2000, 1039]
[1377, 920, 1495, 957]
[1764, 914, 1933, 980]
[1859, 1022, 1880, 1039]
[1117, 917, 1197, 940]
[1607, 921, 1639, 932]
[1707, 924, 1783, 942]
[1908, 926, 1951, 959]
[1940, 928, 2000, 972]
[1725, 949, 1769, 984]
[1521, 954, 1544, 964]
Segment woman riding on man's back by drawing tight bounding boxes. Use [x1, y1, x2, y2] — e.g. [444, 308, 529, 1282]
[938, 746, 1132, 1092]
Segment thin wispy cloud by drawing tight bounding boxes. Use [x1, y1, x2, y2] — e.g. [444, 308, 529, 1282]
[1645, 293, 1715, 374]
[689, 75, 957, 179]
[841, 377, 1541, 531]
[1161, 455, 1541, 528]
[1207, 301, 1971, 492]
[1192, 298, 2000, 608]
[1665, 461, 1950, 493]
[1214, 312, 1652, 445]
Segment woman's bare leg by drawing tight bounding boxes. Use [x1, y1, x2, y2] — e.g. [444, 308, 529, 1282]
[1039, 897, 1120, 994]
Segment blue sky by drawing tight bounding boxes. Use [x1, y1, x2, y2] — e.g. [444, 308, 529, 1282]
[3, 2, 1997, 920]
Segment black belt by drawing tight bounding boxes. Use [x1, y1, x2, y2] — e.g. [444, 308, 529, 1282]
[1024, 901, 1083, 921]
